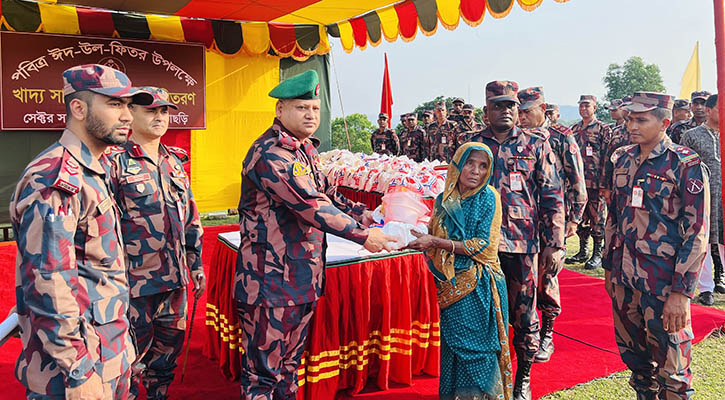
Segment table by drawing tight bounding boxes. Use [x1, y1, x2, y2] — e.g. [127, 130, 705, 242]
[203, 232, 441, 399]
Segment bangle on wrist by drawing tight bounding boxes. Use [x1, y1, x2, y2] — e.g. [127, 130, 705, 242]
[450, 240, 455, 253]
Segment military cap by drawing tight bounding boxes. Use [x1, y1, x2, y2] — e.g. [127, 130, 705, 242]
[577, 95, 596, 104]
[485, 80, 519, 103]
[405, 113, 416, 120]
[691, 90, 711, 101]
[63, 64, 153, 105]
[462, 103, 475, 111]
[452, 97, 465, 104]
[422, 110, 433, 117]
[621, 95, 633, 105]
[378, 112, 389, 119]
[545, 103, 558, 112]
[138, 86, 178, 110]
[517, 86, 545, 110]
[606, 99, 623, 110]
[622, 91, 674, 112]
[269, 70, 320, 99]
[673, 99, 691, 110]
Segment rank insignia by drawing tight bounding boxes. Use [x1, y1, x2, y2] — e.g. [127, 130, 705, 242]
[292, 161, 311, 177]
[127, 159, 141, 174]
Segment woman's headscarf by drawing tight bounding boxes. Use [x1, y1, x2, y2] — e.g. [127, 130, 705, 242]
[428, 142, 497, 282]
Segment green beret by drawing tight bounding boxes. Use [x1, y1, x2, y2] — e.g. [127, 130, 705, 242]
[269, 70, 320, 100]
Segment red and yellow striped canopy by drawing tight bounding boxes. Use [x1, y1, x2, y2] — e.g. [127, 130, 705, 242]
[0, 0, 570, 57]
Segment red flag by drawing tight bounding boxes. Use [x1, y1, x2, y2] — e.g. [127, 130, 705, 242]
[381, 53, 393, 128]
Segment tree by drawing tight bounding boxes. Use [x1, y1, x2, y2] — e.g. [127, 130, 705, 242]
[331, 113, 374, 154]
[603, 56, 666, 101]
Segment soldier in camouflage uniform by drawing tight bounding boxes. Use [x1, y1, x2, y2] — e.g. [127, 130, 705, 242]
[545, 104, 560, 125]
[518, 87, 587, 364]
[604, 92, 709, 400]
[602, 98, 633, 203]
[235, 70, 395, 399]
[107, 87, 205, 400]
[370, 112, 400, 156]
[422, 110, 434, 129]
[566, 95, 612, 270]
[426, 101, 457, 163]
[448, 97, 465, 123]
[454, 103, 484, 152]
[471, 81, 566, 400]
[680, 94, 725, 306]
[607, 99, 626, 129]
[672, 99, 692, 125]
[667, 91, 710, 144]
[399, 113, 428, 162]
[10, 64, 153, 399]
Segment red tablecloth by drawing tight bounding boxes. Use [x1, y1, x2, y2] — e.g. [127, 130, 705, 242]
[203, 236, 441, 399]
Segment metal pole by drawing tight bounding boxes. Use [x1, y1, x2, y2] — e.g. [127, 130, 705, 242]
[714, 0, 725, 220]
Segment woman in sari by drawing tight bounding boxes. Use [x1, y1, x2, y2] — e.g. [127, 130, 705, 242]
[407, 142, 512, 400]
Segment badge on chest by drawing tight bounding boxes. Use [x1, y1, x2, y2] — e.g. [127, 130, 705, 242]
[586, 145, 594, 157]
[631, 185, 644, 208]
[511, 172, 524, 192]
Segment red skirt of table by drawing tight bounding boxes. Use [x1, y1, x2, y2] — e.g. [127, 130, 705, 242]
[203, 236, 441, 399]
[337, 187, 436, 214]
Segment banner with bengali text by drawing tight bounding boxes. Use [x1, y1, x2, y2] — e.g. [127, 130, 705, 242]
[0, 31, 205, 130]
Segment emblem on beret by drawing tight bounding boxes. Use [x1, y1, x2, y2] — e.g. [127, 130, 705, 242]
[687, 178, 703, 195]
[315, 84, 320, 97]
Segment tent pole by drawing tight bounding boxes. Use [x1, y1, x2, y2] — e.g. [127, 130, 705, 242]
[330, 47, 352, 151]
[715, 0, 725, 223]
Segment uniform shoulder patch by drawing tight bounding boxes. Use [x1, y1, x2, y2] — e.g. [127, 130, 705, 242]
[524, 127, 548, 140]
[673, 145, 701, 167]
[167, 146, 190, 163]
[611, 144, 635, 165]
[292, 160, 312, 177]
[103, 145, 125, 156]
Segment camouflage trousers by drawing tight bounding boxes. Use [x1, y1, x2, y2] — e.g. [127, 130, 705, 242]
[500, 252, 539, 360]
[577, 188, 607, 238]
[611, 284, 694, 399]
[237, 301, 316, 400]
[536, 252, 562, 320]
[26, 368, 131, 400]
[128, 288, 187, 400]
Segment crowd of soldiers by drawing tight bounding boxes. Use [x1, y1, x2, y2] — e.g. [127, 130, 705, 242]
[370, 83, 721, 400]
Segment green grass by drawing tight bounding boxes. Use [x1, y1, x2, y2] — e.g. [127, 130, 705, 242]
[201, 215, 237, 227]
[542, 236, 725, 399]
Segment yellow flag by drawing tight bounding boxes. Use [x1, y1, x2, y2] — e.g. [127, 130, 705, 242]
[680, 42, 701, 99]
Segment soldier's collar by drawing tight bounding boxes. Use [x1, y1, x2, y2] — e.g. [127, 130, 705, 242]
[647, 134, 672, 160]
[59, 129, 105, 175]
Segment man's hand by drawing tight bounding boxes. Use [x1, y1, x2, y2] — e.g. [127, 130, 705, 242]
[363, 227, 397, 253]
[191, 270, 206, 300]
[565, 222, 578, 238]
[541, 247, 565, 275]
[65, 372, 103, 400]
[405, 230, 437, 251]
[662, 292, 690, 334]
[604, 269, 613, 298]
[361, 210, 375, 227]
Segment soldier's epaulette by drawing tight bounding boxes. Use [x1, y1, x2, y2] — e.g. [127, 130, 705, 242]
[167, 146, 190, 163]
[52, 151, 82, 195]
[523, 127, 548, 140]
[548, 123, 571, 136]
[610, 144, 636, 165]
[103, 145, 125, 157]
[673, 145, 701, 167]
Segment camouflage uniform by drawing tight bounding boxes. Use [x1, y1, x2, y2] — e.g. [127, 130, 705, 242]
[399, 126, 428, 162]
[236, 118, 370, 398]
[10, 129, 135, 398]
[666, 118, 699, 145]
[426, 119, 457, 163]
[448, 97, 465, 123]
[471, 125, 566, 361]
[370, 127, 400, 156]
[603, 123, 632, 195]
[107, 140, 203, 400]
[571, 118, 611, 241]
[453, 116, 483, 153]
[604, 93, 709, 399]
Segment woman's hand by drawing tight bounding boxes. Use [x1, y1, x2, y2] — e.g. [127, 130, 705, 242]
[405, 230, 437, 251]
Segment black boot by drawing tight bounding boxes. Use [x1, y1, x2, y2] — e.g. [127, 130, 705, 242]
[565, 233, 589, 264]
[513, 353, 533, 400]
[712, 244, 725, 294]
[584, 237, 603, 270]
[698, 291, 715, 306]
[535, 318, 555, 363]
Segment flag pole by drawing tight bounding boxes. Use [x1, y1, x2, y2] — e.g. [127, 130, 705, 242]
[715, 0, 725, 221]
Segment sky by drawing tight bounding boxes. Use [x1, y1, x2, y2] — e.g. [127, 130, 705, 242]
[327, 0, 718, 120]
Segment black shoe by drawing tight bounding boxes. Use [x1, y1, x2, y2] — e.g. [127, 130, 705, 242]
[584, 237, 603, 270]
[698, 291, 715, 306]
[716, 283, 725, 295]
[535, 318, 555, 363]
[565, 234, 589, 264]
[712, 245, 725, 294]
[513, 353, 533, 400]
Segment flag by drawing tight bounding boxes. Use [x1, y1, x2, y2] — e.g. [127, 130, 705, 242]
[680, 41, 701, 99]
[381, 53, 393, 128]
